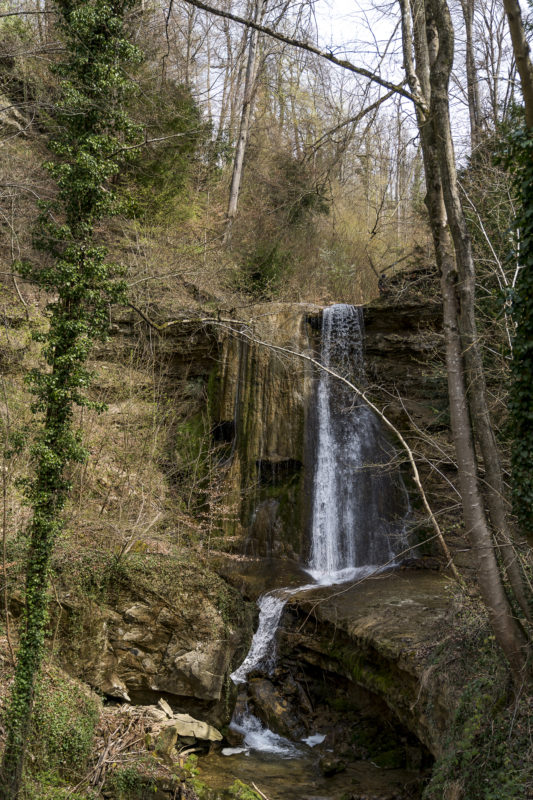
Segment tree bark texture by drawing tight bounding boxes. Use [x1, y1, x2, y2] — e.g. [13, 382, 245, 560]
[224, 0, 266, 242]
[501, 0, 533, 128]
[400, 0, 531, 680]
[425, 0, 532, 623]
[459, 0, 482, 147]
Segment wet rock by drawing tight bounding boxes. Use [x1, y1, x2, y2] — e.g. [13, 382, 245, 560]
[223, 726, 245, 747]
[281, 570, 454, 757]
[284, 674, 313, 714]
[372, 747, 406, 769]
[248, 677, 306, 739]
[318, 754, 347, 776]
[214, 303, 320, 560]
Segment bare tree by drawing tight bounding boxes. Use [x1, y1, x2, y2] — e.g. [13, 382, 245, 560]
[459, 0, 483, 145]
[224, 0, 267, 243]
[401, 0, 531, 680]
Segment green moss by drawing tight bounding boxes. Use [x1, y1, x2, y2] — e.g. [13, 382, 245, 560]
[29, 667, 100, 779]
[226, 779, 261, 800]
[173, 413, 209, 475]
[422, 597, 532, 800]
[206, 365, 221, 422]
[21, 776, 98, 800]
[16, 666, 101, 797]
[104, 765, 157, 799]
[331, 645, 403, 700]
[372, 747, 406, 769]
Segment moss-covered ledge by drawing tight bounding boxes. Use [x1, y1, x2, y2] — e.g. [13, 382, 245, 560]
[279, 570, 457, 758]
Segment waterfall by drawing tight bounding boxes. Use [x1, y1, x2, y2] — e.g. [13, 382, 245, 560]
[308, 304, 404, 582]
[227, 304, 409, 756]
[230, 591, 291, 685]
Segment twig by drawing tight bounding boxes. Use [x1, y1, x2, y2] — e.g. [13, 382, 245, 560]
[252, 784, 271, 800]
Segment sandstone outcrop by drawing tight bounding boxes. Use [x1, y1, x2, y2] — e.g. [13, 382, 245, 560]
[55, 558, 254, 726]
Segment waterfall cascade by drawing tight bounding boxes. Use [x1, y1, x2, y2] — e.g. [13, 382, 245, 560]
[228, 304, 409, 756]
[309, 304, 406, 582]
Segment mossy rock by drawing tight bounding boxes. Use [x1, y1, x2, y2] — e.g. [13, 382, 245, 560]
[225, 780, 261, 800]
[29, 666, 101, 781]
[372, 747, 406, 769]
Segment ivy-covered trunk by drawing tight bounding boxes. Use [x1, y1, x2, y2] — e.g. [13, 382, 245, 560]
[0, 1, 140, 796]
[509, 132, 533, 543]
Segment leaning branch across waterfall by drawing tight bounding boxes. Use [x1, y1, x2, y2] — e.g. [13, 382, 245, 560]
[128, 302, 460, 580]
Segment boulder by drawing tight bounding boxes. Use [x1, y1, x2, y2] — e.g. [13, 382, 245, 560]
[160, 713, 223, 742]
[319, 755, 347, 776]
[248, 677, 306, 739]
[55, 560, 253, 727]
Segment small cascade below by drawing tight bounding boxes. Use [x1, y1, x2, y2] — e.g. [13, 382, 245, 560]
[227, 303, 410, 760]
[230, 591, 291, 685]
[227, 705, 301, 758]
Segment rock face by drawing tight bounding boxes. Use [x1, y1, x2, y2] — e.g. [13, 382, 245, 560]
[56, 558, 254, 726]
[248, 677, 306, 739]
[101, 296, 447, 566]
[84, 292, 454, 749]
[364, 298, 446, 432]
[220, 561, 455, 761]
[210, 296, 448, 563]
[279, 570, 456, 758]
[212, 303, 321, 560]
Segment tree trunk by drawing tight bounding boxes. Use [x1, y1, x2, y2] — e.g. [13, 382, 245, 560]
[224, 0, 266, 243]
[459, 0, 482, 147]
[425, 0, 532, 623]
[501, 0, 533, 128]
[400, 0, 531, 681]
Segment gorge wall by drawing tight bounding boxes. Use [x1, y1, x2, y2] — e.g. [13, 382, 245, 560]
[36, 286, 455, 759]
[210, 294, 446, 562]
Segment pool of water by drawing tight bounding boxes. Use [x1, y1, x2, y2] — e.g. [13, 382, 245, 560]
[198, 746, 425, 800]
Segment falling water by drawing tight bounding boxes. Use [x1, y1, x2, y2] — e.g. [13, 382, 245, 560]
[230, 592, 291, 685]
[308, 304, 405, 581]
[228, 304, 409, 757]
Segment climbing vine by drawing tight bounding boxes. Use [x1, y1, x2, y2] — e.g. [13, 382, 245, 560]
[0, 1, 140, 795]
[506, 125, 533, 540]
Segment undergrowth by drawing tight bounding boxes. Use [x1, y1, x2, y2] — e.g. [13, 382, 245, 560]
[17, 666, 100, 799]
[423, 594, 533, 800]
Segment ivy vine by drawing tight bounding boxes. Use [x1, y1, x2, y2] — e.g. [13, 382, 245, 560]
[506, 124, 533, 541]
[0, 0, 140, 795]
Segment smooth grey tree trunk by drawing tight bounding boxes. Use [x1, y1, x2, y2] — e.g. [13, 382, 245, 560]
[224, 0, 266, 243]
[425, 0, 532, 624]
[501, 0, 533, 128]
[400, 0, 531, 681]
[460, 0, 482, 147]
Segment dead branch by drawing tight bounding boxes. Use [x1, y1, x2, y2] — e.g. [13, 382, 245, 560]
[174, 0, 426, 110]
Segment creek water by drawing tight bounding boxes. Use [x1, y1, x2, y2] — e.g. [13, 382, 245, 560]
[204, 305, 413, 797]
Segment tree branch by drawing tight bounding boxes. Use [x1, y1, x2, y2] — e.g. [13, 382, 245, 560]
[0, 10, 56, 17]
[176, 0, 427, 111]
[304, 91, 396, 155]
[129, 303, 459, 578]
